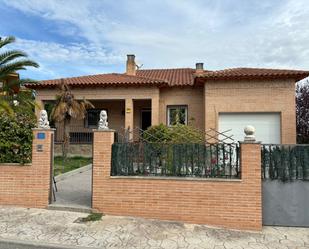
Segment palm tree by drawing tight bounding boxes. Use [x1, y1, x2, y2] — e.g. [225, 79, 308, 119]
[51, 80, 94, 160]
[0, 36, 39, 79]
[0, 36, 39, 115]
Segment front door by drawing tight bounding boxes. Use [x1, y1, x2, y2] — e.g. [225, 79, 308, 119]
[141, 109, 151, 130]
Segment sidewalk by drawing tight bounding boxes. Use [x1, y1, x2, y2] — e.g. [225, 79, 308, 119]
[0, 206, 308, 249]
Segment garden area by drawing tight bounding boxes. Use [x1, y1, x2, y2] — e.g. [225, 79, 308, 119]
[112, 124, 240, 178]
[0, 36, 38, 164]
[53, 156, 92, 176]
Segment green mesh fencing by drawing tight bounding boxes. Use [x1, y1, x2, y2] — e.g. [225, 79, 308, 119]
[111, 142, 240, 178]
[261, 144, 309, 181]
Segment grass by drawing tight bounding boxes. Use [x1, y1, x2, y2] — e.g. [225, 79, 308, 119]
[81, 213, 103, 222]
[54, 156, 92, 176]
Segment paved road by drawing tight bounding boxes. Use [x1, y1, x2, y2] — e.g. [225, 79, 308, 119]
[0, 240, 95, 249]
[0, 206, 308, 249]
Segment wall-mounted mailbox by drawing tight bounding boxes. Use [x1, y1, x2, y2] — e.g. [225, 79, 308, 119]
[36, 144, 43, 152]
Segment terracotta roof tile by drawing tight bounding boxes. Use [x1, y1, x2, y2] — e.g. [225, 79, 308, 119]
[136, 68, 197, 86]
[26, 73, 168, 88]
[196, 68, 309, 81]
[25, 67, 309, 89]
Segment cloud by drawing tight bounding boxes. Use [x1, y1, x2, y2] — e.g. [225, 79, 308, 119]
[5, 38, 122, 79]
[1, 0, 309, 80]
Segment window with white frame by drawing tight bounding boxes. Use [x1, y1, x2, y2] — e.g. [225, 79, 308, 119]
[167, 105, 188, 126]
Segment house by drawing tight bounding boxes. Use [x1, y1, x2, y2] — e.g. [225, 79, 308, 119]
[27, 55, 309, 144]
[0, 72, 20, 93]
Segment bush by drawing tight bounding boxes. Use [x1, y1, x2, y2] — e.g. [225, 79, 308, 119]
[143, 123, 172, 143]
[143, 123, 205, 143]
[0, 113, 36, 164]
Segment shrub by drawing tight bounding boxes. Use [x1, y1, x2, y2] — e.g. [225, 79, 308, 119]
[169, 124, 204, 143]
[143, 123, 205, 143]
[143, 123, 171, 143]
[0, 112, 36, 164]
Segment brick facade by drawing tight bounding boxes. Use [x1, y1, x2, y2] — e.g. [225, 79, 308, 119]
[0, 129, 53, 208]
[204, 79, 296, 143]
[36, 78, 296, 143]
[92, 130, 262, 231]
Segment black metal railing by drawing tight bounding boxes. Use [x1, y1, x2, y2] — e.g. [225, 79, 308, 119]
[261, 144, 309, 181]
[111, 143, 240, 178]
[69, 132, 93, 144]
[54, 132, 93, 144]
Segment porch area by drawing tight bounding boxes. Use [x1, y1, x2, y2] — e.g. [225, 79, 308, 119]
[53, 99, 155, 144]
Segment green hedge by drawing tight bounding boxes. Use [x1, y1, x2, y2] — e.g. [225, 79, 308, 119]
[0, 113, 36, 164]
[143, 123, 205, 143]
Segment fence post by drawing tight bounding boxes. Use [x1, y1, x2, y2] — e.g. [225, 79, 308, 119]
[92, 129, 115, 209]
[31, 128, 54, 207]
[239, 125, 262, 230]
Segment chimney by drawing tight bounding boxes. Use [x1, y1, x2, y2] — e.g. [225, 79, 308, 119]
[126, 54, 136, 75]
[195, 62, 204, 74]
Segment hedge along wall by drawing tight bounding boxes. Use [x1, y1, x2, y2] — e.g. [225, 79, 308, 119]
[0, 129, 53, 208]
[0, 113, 35, 164]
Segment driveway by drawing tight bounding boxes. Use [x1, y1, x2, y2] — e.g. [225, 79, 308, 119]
[52, 167, 92, 208]
[0, 206, 308, 249]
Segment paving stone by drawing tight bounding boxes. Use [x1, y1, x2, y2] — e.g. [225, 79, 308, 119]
[0, 206, 308, 249]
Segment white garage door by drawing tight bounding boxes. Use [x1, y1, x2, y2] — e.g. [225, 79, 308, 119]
[219, 113, 281, 144]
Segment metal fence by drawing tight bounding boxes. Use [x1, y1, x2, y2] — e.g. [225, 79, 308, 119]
[261, 144, 309, 181]
[115, 126, 236, 144]
[54, 131, 93, 144]
[111, 142, 240, 178]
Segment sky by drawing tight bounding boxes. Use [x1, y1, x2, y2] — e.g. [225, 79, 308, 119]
[0, 0, 309, 80]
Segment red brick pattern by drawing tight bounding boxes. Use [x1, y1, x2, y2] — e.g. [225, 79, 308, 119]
[92, 131, 262, 231]
[0, 129, 53, 208]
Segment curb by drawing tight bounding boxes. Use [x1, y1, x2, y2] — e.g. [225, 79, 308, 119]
[48, 204, 93, 213]
[55, 164, 92, 182]
[0, 238, 101, 249]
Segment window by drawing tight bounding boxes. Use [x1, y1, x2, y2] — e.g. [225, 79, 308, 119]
[85, 109, 106, 128]
[167, 105, 188, 126]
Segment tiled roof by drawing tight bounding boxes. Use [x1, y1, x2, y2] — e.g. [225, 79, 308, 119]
[26, 73, 168, 88]
[136, 68, 196, 86]
[26, 67, 309, 89]
[196, 68, 309, 81]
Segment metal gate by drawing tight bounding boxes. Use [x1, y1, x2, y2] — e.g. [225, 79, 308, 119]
[261, 144, 309, 226]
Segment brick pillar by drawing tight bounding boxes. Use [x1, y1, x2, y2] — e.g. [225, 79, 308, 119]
[32, 128, 54, 207]
[240, 141, 262, 230]
[92, 129, 115, 210]
[151, 95, 160, 126]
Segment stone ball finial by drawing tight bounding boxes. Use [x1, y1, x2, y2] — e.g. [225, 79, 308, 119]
[244, 125, 256, 142]
[98, 110, 109, 130]
[38, 109, 50, 129]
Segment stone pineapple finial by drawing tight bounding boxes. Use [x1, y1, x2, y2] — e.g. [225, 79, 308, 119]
[244, 125, 256, 142]
[38, 110, 50, 129]
[98, 110, 109, 130]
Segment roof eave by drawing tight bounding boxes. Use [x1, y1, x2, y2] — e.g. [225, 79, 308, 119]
[25, 82, 169, 89]
[194, 73, 309, 82]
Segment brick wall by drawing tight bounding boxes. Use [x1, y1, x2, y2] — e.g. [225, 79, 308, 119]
[204, 79, 296, 143]
[159, 86, 204, 130]
[36, 80, 296, 143]
[0, 129, 53, 208]
[92, 130, 262, 231]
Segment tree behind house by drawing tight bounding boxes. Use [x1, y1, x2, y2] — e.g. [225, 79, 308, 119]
[51, 81, 93, 160]
[296, 81, 309, 143]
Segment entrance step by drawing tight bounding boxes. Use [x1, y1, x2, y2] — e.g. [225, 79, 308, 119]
[48, 204, 93, 213]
